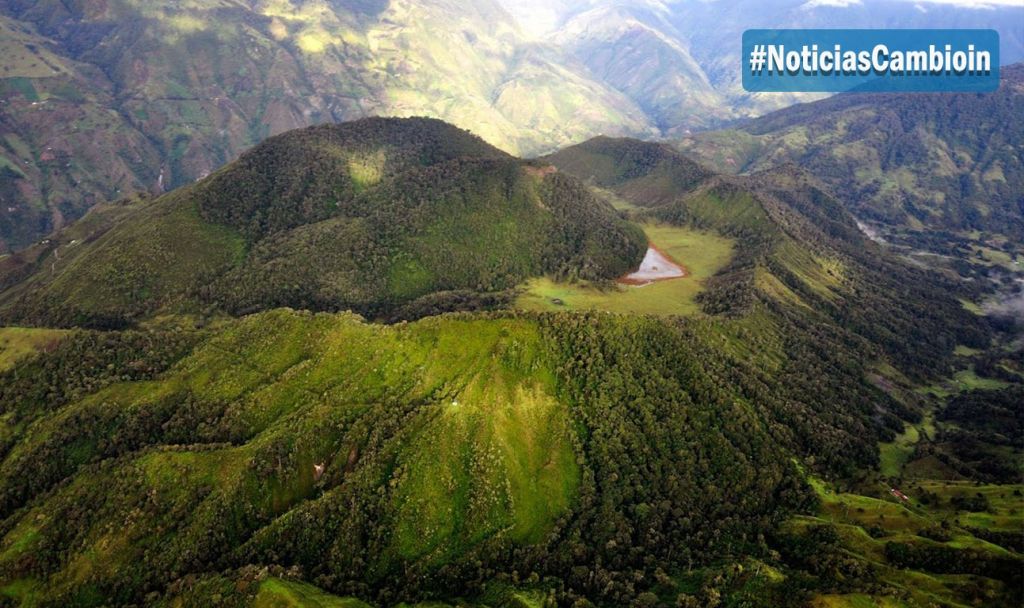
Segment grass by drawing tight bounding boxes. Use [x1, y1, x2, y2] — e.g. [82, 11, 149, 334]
[0, 312, 582, 599]
[797, 472, 1023, 607]
[953, 345, 981, 357]
[809, 594, 909, 608]
[918, 365, 1012, 397]
[516, 224, 734, 316]
[19, 194, 245, 319]
[0, 327, 69, 371]
[951, 368, 1010, 391]
[878, 413, 935, 478]
[254, 578, 370, 608]
[913, 480, 1024, 533]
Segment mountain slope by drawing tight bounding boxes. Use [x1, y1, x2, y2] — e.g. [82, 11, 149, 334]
[3, 0, 1024, 250]
[501, 0, 1024, 134]
[680, 65, 1024, 253]
[0, 117, 646, 327]
[0, 310, 807, 606]
[0, 0, 655, 250]
[547, 136, 989, 378]
[0, 125, 1018, 607]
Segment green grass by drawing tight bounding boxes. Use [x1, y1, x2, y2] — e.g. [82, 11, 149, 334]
[254, 578, 370, 608]
[809, 593, 910, 608]
[953, 345, 981, 357]
[796, 472, 1023, 607]
[0, 327, 69, 371]
[918, 365, 1013, 397]
[913, 480, 1024, 532]
[516, 224, 734, 316]
[878, 413, 935, 478]
[0, 311, 582, 599]
[951, 368, 1010, 391]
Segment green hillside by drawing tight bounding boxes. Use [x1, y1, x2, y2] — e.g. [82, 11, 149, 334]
[546, 137, 988, 378]
[679, 65, 1024, 291]
[0, 120, 1018, 608]
[0, 309, 804, 606]
[0, 118, 645, 327]
[0, 0, 656, 251]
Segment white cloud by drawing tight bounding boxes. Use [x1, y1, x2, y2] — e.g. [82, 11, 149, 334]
[801, 0, 863, 7]
[801, 0, 1023, 8]
[907, 0, 1024, 7]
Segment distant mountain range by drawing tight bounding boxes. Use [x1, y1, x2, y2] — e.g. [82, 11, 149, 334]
[1, 0, 1022, 250]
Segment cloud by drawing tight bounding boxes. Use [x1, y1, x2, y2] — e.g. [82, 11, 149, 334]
[802, 0, 1023, 8]
[907, 0, 1024, 8]
[801, 0, 863, 7]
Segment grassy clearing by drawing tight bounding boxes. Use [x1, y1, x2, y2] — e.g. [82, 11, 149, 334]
[516, 224, 734, 316]
[953, 345, 981, 357]
[951, 368, 1010, 391]
[0, 327, 68, 371]
[917, 366, 1012, 398]
[254, 578, 370, 607]
[878, 413, 934, 478]
[913, 480, 1024, 532]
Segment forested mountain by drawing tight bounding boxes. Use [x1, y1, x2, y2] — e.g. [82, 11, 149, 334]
[0, 0, 655, 251]
[0, 117, 1018, 607]
[680, 64, 1024, 287]
[0, 117, 646, 328]
[2, 0, 1023, 251]
[546, 137, 989, 378]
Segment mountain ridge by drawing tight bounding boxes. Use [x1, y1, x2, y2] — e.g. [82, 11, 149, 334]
[3, 0, 1023, 249]
[0, 117, 647, 328]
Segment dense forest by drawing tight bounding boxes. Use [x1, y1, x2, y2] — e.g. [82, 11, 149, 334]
[0, 118, 645, 328]
[0, 118, 1017, 607]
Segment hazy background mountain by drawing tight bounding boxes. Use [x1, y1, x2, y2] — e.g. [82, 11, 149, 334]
[500, 0, 1024, 133]
[1, 0, 1023, 250]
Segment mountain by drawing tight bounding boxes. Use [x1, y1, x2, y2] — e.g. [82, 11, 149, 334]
[0, 117, 646, 328]
[545, 136, 990, 375]
[3, 0, 1024, 251]
[0, 118, 1019, 607]
[680, 64, 1024, 290]
[0, 0, 655, 251]
[500, 0, 1024, 133]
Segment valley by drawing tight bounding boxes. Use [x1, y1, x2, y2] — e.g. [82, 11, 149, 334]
[516, 223, 733, 316]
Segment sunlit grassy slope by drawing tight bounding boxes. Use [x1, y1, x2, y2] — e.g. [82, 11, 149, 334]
[252, 578, 370, 608]
[516, 223, 734, 316]
[796, 474, 1023, 608]
[0, 311, 581, 604]
[0, 327, 68, 371]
